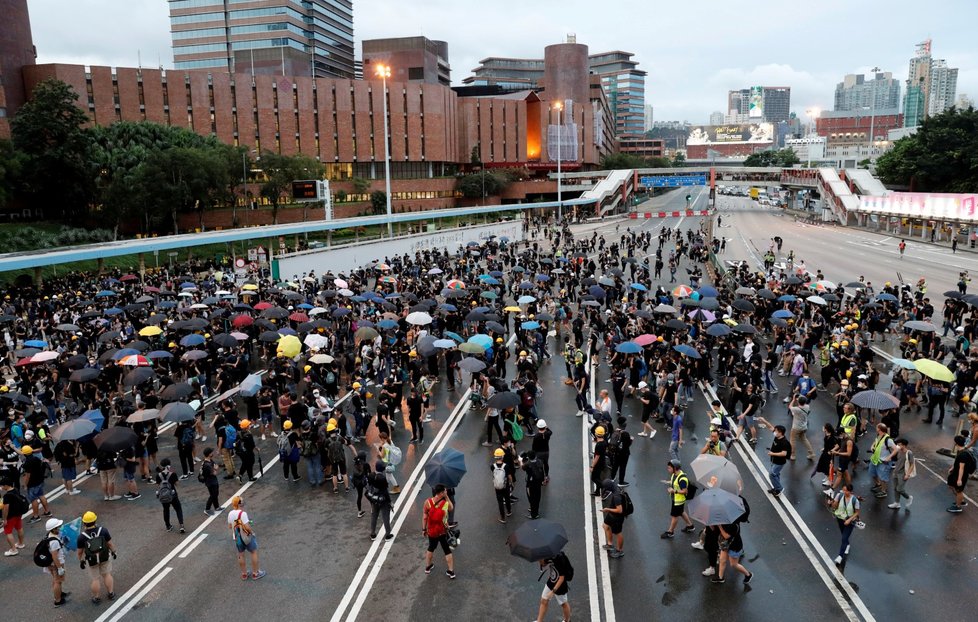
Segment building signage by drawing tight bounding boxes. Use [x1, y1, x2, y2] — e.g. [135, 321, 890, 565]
[640, 175, 708, 188]
[857, 192, 978, 221]
[687, 123, 774, 145]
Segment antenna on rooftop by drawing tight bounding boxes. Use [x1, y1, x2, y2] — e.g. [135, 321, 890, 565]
[566, 33, 576, 44]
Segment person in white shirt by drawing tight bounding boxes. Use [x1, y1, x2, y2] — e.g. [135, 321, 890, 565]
[227, 496, 265, 580]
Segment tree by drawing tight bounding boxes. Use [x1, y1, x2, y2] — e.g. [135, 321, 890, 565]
[0, 140, 25, 209]
[131, 147, 229, 233]
[599, 152, 646, 169]
[10, 79, 95, 220]
[671, 152, 686, 167]
[370, 190, 388, 215]
[351, 177, 371, 195]
[456, 171, 506, 198]
[875, 106, 978, 192]
[743, 148, 799, 168]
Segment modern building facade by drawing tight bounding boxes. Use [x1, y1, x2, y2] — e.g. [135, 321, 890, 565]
[727, 87, 791, 124]
[834, 71, 900, 112]
[167, 0, 355, 79]
[0, 0, 36, 137]
[362, 36, 450, 86]
[903, 39, 958, 127]
[465, 42, 647, 138]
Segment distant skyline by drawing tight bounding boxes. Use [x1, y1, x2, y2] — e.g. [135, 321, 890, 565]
[25, 0, 976, 124]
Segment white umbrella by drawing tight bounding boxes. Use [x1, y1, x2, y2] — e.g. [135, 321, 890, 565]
[303, 334, 329, 350]
[338, 288, 355, 297]
[427, 267, 444, 275]
[32, 351, 60, 362]
[333, 278, 348, 289]
[807, 295, 827, 305]
[309, 353, 335, 364]
[309, 307, 328, 316]
[406, 311, 433, 326]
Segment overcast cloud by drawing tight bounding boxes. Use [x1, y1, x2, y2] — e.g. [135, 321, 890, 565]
[26, 0, 977, 124]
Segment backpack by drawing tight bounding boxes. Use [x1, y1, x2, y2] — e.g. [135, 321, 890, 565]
[736, 495, 751, 524]
[426, 498, 449, 537]
[554, 552, 574, 581]
[365, 475, 386, 505]
[386, 443, 403, 466]
[607, 429, 623, 459]
[223, 425, 238, 451]
[492, 463, 507, 490]
[620, 491, 635, 517]
[33, 537, 58, 568]
[158, 478, 175, 504]
[302, 435, 319, 458]
[525, 460, 544, 485]
[686, 481, 698, 500]
[327, 437, 345, 463]
[83, 527, 110, 564]
[277, 432, 291, 459]
[6, 490, 29, 516]
[180, 426, 195, 446]
[325, 371, 336, 385]
[231, 513, 253, 547]
[507, 419, 524, 442]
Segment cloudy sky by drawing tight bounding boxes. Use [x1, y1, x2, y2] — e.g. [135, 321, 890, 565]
[26, 0, 976, 124]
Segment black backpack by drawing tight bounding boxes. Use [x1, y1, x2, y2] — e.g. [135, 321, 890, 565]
[736, 495, 751, 524]
[554, 552, 574, 581]
[33, 537, 58, 567]
[83, 527, 110, 564]
[620, 491, 635, 517]
[6, 490, 29, 516]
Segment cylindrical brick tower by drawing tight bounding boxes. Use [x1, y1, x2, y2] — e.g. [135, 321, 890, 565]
[0, 0, 37, 116]
[543, 42, 589, 111]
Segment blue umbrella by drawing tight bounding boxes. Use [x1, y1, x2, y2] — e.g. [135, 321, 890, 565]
[180, 282, 197, 289]
[778, 295, 797, 302]
[332, 307, 352, 317]
[424, 447, 467, 488]
[518, 282, 535, 290]
[96, 290, 116, 297]
[673, 344, 701, 359]
[891, 358, 917, 370]
[377, 319, 398, 329]
[517, 295, 536, 304]
[481, 276, 500, 285]
[439, 304, 458, 312]
[24, 339, 47, 348]
[697, 285, 719, 298]
[535, 274, 550, 282]
[180, 334, 206, 347]
[521, 321, 541, 330]
[630, 283, 648, 291]
[706, 324, 732, 337]
[297, 303, 314, 310]
[473, 306, 491, 313]
[112, 348, 140, 360]
[239, 373, 263, 398]
[588, 285, 606, 298]
[104, 307, 124, 316]
[159, 300, 177, 309]
[445, 331, 464, 343]
[147, 350, 174, 359]
[468, 334, 493, 349]
[81, 409, 105, 433]
[434, 339, 456, 349]
[615, 341, 642, 354]
[876, 293, 898, 302]
[278, 327, 298, 336]
[772, 310, 795, 319]
[489, 271, 504, 278]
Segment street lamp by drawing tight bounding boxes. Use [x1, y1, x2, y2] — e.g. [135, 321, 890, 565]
[375, 63, 394, 238]
[552, 101, 563, 223]
[239, 148, 258, 228]
[867, 66, 880, 165]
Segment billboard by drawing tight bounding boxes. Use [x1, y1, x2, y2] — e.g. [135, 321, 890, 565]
[687, 123, 774, 145]
[749, 86, 764, 118]
[857, 193, 978, 221]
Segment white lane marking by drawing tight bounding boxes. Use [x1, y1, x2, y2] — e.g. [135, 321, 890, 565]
[700, 383, 875, 622]
[586, 355, 616, 622]
[178, 533, 208, 559]
[93, 454, 281, 622]
[334, 333, 517, 622]
[105, 567, 174, 622]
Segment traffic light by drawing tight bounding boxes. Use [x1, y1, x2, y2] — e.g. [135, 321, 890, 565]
[686, 194, 692, 203]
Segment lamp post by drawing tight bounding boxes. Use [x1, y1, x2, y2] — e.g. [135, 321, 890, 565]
[375, 63, 393, 238]
[552, 101, 563, 223]
[867, 66, 880, 165]
[238, 148, 257, 228]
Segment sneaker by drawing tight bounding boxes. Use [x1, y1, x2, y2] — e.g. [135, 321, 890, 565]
[576, 410, 584, 417]
[702, 567, 715, 576]
[3, 549, 18, 556]
[498, 518, 507, 524]
[637, 432, 648, 437]
[445, 570, 456, 579]
[660, 531, 674, 539]
[609, 549, 624, 558]
[782, 397, 790, 403]
[823, 488, 834, 497]
[179, 526, 186, 534]
[711, 577, 725, 584]
[874, 492, 888, 498]
[252, 570, 266, 580]
[905, 495, 913, 509]
[15, 543, 25, 549]
[92, 597, 101, 605]
[833, 555, 843, 565]
[271, 432, 278, 437]
[261, 435, 267, 441]
[28, 516, 42, 524]
[947, 504, 963, 513]
[128, 493, 142, 500]
[821, 479, 831, 487]
[425, 564, 434, 574]
[854, 521, 866, 529]
[370, 533, 378, 541]
[166, 525, 173, 532]
[107, 592, 115, 601]
[357, 510, 366, 518]
[681, 525, 696, 533]
[103, 496, 110, 501]
[384, 533, 394, 542]
[619, 481, 630, 487]
[292, 477, 301, 483]
[888, 502, 902, 510]
[54, 598, 67, 608]
[744, 572, 753, 584]
[205, 510, 215, 516]
[179, 474, 190, 480]
[481, 442, 492, 447]
[691, 541, 705, 550]
[67, 489, 82, 495]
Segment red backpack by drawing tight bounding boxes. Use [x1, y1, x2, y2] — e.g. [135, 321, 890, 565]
[425, 497, 449, 537]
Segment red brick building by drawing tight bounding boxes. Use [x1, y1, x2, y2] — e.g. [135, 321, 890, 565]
[816, 109, 903, 146]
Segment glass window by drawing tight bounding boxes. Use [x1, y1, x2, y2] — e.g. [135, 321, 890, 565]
[172, 27, 226, 40]
[175, 59, 229, 70]
[174, 43, 228, 55]
[170, 0, 223, 9]
[171, 12, 225, 25]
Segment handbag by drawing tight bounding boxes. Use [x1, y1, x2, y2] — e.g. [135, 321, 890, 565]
[446, 526, 461, 550]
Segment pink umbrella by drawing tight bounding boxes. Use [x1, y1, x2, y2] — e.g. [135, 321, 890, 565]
[31, 351, 61, 363]
[230, 331, 250, 341]
[118, 354, 152, 367]
[634, 334, 657, 346]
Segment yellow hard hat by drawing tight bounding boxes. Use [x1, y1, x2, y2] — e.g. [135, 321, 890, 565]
[845, 370, 852, 378]
[0, 385, 8, 393]
[21, 446, 33, 455]
[840, 340, 849, 347]
[204, 333, 210, 338]
[169, 342, 177, 348]
[83, 511, 97, 524]
[520, 351, 527, 356]
[963, 394, 971, 403]
[304, 365, 312, 373]
[493, 448, 505, 458]
[328, 418, 337, 427]
[283, 420, 293, 430]
[885, 282, 891, 287]
[496, 337, 503, 343]
[239, 419, 252, 429]
[353, 382, 362, 389]
[908, 338, 917, 344]
[326, 422, 337, 432]
[595, 426, 606, 437]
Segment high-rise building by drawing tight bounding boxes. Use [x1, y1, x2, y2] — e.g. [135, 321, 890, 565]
[465, 44, 647, 138]
[644, 105, 654, 131]
[362, 36, 450, 86]
[727, 86, 791, 123]
[167, 0, 354, 79]
[833, 71, 900, 112]
[709, 111, 724, 125]
[903, 39, 958, 127]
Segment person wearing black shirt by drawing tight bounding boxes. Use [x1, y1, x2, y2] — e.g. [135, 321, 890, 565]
[535, 552, 573, 622]
[406, 388, 424, 444]
[590, 427, 609, 496]
[609, 417, 633, 486]
[199, 448, 220, 515]
[767, 425, 791, 496]
[21, 447, 52, 522]
[531, 420, 553, 483]
[522, 451, 545, 520]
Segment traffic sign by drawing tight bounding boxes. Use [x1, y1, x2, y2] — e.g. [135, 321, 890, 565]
[640, 174, 708, 188]
[235, 258, 246, 268]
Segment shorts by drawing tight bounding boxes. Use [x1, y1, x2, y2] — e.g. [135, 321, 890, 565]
[641, 410, 652, 423]
[604, 517, 623, 534]
[260, 410, 273, 424]
[123, 469, 136, 482]
[235, 534, 258, 553]
[426, 534, 451, 554]
[670, 503, 686, 518]
[61, 466, 77, 482]
[541, 584, 569, 605]
[27, 484, 45, 502]
[3, 515, 22, 534]
[869, 462, 891, 483]
[99, 470, 117, 485]
[948, 474, 969, 492]
[728, 548, 744, 559]
[88, 560, 113, 579]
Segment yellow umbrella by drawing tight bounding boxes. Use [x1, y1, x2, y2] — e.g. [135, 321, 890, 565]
[138, 326, 163, 337]
[241, 284, 259, 291]
[277, 334, 302, 358]
[503, 306, 521, 312]
[912, 359, 955, 383]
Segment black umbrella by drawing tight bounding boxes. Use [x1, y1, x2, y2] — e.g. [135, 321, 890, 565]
[757, 289, 776, 300]
[664, 319, 687, 331]
[486, 321, 507, 334]
[465, 311, 489, 322]
[124, 340, 150, 352]
[732, 299, 755, 313]
[259, 331, 282, 343]
[94, 426, 138, 453]
[159, 383, 193, 401]
[487, 391, 520, 410]
[212, 333, 238, 349]
[65, 354, 89, 369]
[160, 402, 197, 423]
[458, 358, 487, 373]
[507, 519, 569, 562]
[424, 448, 467, 488]
[97, 331, 121, 344]
[123, 367, 157, 387]
[733, 323, 757, 334]
[706, 324, 732, 337]
[850, 390, 900, 410]
[184, 318, 209, 330]
[69, 368, 101, 383]
[786, 276, 802, 285]
[944, 290, 964, 300]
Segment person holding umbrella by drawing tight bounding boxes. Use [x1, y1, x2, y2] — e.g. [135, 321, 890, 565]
[711, 520, 753, 585]
[507, 518, 571, 622]
[534, 553, 573, 622]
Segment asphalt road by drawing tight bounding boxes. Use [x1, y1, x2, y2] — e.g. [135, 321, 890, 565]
[3, 204, 975, 622]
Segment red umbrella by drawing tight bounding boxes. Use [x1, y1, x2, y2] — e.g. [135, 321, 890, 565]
[15, 357, 33, 367]
[289, 312, 309, 322]
[144, 286, 160, 293]
[254, 302, 273, 311]
[232, 314, 254, 328]
[634, 334, 657, 346]
[120, 274, 138, 282]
